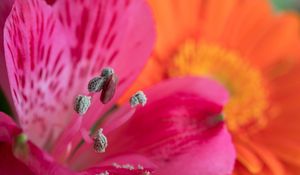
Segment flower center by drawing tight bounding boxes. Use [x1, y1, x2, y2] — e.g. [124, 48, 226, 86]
[168, 40, 269, 131]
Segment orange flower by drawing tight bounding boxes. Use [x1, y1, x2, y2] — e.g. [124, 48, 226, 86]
[123, 0, 300, 174]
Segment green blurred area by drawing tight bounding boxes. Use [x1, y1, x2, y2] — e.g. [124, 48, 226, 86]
[271, 0, 300, 12]
[0, 89, 12, 116]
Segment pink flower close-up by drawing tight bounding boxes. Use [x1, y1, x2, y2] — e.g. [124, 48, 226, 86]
[0, 0, 235, 174]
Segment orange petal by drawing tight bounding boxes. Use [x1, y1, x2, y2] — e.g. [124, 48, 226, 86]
[235, 141, 263, 174]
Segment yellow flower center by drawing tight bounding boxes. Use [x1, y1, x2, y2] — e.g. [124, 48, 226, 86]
[168, 40, 269, 131]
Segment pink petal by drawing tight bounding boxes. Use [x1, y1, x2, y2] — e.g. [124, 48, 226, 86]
[0, 0, 15, 115]
[0, 112, 21, 142]
[0, 112, 75, 175]
[3, 0, 155, 148]
[51, 116, 83, 161]
[144, 76, 229, 106]
[0, 112, 33, 174]
[0, 143, 34, 175]
[15, 141, 76, 175]
[101, 103, 136, 134]
[155, 127, 235, 175]
[67, 77, 234, 173]
[105, 77, 235, 174]
[45, 0, 56, 5]
[3, 0, 73, 147]
[53, 0, 156, 156]
[53, 0, 155, 131]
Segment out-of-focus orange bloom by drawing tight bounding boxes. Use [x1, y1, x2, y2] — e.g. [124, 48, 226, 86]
[122, 0, 300, 174]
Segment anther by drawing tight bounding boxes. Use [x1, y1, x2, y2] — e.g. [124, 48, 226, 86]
[100, 73, 118, 104]
[74, 95, 91, 115]
[130, 91, 147, 108]
[93, 128, 108, 153]
[101, 67, 114, 77]
[88, 76, 105, 93]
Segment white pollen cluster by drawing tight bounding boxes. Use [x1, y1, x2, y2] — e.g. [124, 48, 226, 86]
[143, 171, 151, 175]
[112, 163, 151, 174]
[137, 164, 144, 170]
[130, 90, 147, 108]
[96, 171, 109, 175]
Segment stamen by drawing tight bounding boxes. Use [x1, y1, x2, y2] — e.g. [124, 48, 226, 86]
[74, 95, 91, 115]
[100, 74, 118, 104]
[15, 133, 28, 144]
[13, 133, 28, 158]
[207, 114, 224, 127]
[101, 67, 114, 77]
[93, 128, 108, 153]
[88, 77, 105, 93]
[130, 91, 147, 108]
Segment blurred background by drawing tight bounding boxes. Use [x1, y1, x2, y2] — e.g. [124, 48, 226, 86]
[272, 0, 300, 12]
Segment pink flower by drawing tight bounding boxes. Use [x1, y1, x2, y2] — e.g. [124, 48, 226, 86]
[0, 0, 235, 174]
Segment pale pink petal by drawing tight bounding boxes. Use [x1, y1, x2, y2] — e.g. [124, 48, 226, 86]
[53, 0, 155, 131]
[101, 103, 136, 134]
[0, 112, 75, 175]
[3, 0, 155, 149]
[80, 128, 93, 144]
[3, 0, 73, 147]
[52, 0, 155, 156]
[51, 116, 83, 161]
